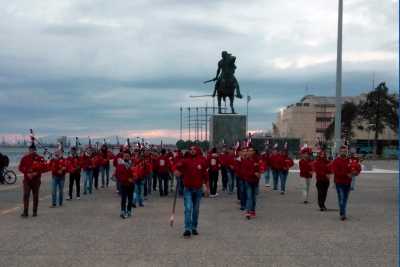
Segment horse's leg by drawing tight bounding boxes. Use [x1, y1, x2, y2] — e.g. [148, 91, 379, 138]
[230, 96, 235, 114]
[218, 95, 222, 114]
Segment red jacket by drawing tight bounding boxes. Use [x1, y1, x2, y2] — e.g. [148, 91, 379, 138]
[331, 156, 352, 185]
[115, 162, 134, 186]
[299, 159, 313, 178]
[176, 155, 207, 189]
[80, 154, 93, 170]
[269, 153, 283, 170]
[19, 153, 47, 182]
[207, 153, 220, 172]
[233, 156, 244, 179]
[156, 155, 171, 174]
[67, 155, 81, 173]
[281, 155, 294, 171]
[349, 157, 361, 176]
[49, 157, 68, 177]
[132, 159, 152, 180]
[240, 157, 260, 184]
[313, 158, 331, 181]
[219, 152, 231, 167]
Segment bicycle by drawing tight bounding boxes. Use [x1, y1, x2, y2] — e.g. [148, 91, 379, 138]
[0, 167, 17, 185]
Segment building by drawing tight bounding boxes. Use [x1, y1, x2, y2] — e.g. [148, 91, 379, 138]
[274, 94, 397, 153]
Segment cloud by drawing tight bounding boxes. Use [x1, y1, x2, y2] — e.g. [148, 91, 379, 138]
[0, 0, 397, 143]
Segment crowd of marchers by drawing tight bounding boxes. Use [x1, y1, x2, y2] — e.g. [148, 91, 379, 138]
[17, 141, 361, 238]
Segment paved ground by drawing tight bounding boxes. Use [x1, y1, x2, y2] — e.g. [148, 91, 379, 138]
[0, 168, 397, 267]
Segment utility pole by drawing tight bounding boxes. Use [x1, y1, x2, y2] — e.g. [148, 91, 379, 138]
[180, 106, 183, 140]
[334, 0, 343, 156]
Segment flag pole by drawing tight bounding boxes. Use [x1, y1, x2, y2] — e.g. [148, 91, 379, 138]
[334, 0, 343, 157]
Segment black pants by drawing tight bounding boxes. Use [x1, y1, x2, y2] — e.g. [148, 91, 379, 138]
[120, 184, 134, 213]
[209, 170, 219, 195]
[158, 172, 169, 196]
[69, 171, 81, 198]
[23, 179, 40, 214]
[316, 180, 330, 209]
[152, 171, 158, 191]
[93, 167, 99, 189]
[221, 166, 228, 190]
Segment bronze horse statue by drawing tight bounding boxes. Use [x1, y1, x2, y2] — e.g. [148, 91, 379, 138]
[205, 51, 242, 114]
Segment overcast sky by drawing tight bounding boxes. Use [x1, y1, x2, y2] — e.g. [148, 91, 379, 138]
[0, 0, 398, 143]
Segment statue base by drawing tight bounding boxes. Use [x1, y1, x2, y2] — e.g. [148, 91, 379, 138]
[209, 114, 247, 147]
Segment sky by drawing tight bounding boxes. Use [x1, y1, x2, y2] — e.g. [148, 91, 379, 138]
[0, 0, 398, 144]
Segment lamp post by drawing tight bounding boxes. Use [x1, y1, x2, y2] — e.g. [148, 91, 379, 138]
[334, 0, 344, 157]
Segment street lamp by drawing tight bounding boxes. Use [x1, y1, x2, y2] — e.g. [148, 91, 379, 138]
[334, 0, 343, 157]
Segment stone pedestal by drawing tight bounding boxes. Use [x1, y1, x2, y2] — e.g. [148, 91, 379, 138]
[209, 114, 247, 147]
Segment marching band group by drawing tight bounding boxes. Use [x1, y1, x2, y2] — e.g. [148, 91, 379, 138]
[17, 139, 361, 238]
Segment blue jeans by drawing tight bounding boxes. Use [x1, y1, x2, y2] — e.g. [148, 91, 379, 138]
[245, 181, 257, 212]
[100, 164, 110, 187]
[350, 175, 356, 190]
[83, 169, 93, 194]
[227, 169, 235, 193]
[263, 169, 271, 185]
[335, 184, 351, 216]
[238, 178, 247, 210]
[272, 169, 280, 190]
[52, 176, 65, 206]
[134, 179, 144, 205]
[279, 170, 288, 192]
[183, 187, 202, 231]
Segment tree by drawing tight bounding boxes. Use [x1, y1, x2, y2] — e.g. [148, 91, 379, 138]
[324, 101, 359, 142]
[358, 82, 397, 155]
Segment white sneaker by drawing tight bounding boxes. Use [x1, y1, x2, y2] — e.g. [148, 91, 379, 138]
[265, 184, 270, 187]
[77, 197, 80, 200]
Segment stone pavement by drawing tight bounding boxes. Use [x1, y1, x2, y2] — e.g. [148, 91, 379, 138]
[0, 171, 397, 267]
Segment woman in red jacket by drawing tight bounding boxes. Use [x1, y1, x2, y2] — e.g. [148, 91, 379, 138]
[115, 151, 135, 219]
[313, 150, 331, 211]
[331, 146, 352, 220]
[349, 151, 361, 191]
[49, 149, 67, 207]
[240, 148, 260, 219]
[299, 147, 313, 204]
[279, 150, 294, 195]
[207, 147, 221, 197]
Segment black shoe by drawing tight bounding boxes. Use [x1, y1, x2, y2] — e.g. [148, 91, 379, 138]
[340, 215, 347, 221]
[304, 201, 308, 204]
[21, 212, 28, 218]
[320, 208, 324, 211]
[183, 230, 191, 238]
[192, 229, 199, 235]
[32, 212, 37, 217]
[132, 204, 137, 208]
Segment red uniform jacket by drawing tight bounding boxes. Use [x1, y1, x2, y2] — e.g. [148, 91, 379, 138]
[156, 155, 171, 174]
[176, 155, 208, 189]
[67, 155, 81, 174]
[115, 162, 134, 186]
[313, 158, 331, 182]
[19, 153, 47, 182]
[281, 155, 294, 171]
[240, 157, 260, 184]
[349, 157, 361, 176]
[269, 153, 283, 170]
[233, 156, 244, 179]
[80, 154, 93, 170]
[207, 153, 220, 172]
[219, 152, 231, 167]
[331, 156, 352, 185]
[299, 159, 313, 178]
[49, 157, 67, 177]
[132, 159, 152, 181]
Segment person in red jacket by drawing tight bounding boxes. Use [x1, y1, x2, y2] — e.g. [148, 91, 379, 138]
[133, 152, 152, 207]
[240, 148, 260, 219]
[349, 150, 361, 191]
[219, 146, 230, 192]
[279, 149, 294, 194]
[313, 150, 331, 211]
[81, 148, 94, 195]
[100, 144, 113, 188]
[67, 147, 81, 200]
[92, 150, 102, 190]
[19, 144, 47, 217]
[269, 147, 282, 191]
[156, 149, 171, 196]
[175, 146, 207, 238]
[115, 151, 135, 218]
[299, 147, 313, 203]
[208, 147, 221, 197]
[49, 149, 67, 207]
[331, 146, 352, 220]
